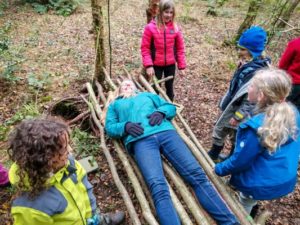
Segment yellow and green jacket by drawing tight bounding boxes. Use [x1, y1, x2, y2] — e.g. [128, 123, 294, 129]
[9, 157, 96, 225]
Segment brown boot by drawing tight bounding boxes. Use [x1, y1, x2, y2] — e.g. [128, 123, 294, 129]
[102, 211, 125, 225]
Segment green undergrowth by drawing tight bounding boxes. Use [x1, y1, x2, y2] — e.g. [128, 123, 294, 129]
[0, 103, 41, 141]
[71, 128, 101, 158]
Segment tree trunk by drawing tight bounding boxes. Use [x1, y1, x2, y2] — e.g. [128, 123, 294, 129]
[91, 0, 106, 87]
[234, 0, 262, 43]
[206, 0, 229, 16]
[276, 0, 300, 29]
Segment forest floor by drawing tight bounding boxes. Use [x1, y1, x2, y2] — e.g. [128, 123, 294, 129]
[0, 0, 300, 224]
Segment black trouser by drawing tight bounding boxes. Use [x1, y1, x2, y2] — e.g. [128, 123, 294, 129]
[153, 64, 176, 101]
[287, 84, 300, 112]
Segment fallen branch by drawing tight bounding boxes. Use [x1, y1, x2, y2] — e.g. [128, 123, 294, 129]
[168, 182, 194, 225]
[112, 140, 159, 225]
[163, 161, 213, 225]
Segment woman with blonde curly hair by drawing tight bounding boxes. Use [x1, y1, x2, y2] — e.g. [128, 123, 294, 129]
[215, 68, 300, 215]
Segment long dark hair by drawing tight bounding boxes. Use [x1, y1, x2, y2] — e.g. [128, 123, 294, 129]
[8, 118, 69, 198]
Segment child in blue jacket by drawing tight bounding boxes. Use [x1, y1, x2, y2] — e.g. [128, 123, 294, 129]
[215, 68, 300, 214]
[208, 26, 271, 161]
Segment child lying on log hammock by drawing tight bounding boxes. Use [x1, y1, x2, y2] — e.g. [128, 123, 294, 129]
[104, 79, 240, 225]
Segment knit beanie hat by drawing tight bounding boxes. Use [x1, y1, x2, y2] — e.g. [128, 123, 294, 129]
[238, 26, 267, 58]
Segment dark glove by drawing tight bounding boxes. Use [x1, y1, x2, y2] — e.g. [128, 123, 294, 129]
[147, 112, 165, 126]
[125, 122, 144, 137]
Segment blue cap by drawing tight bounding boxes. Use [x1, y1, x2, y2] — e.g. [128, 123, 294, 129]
[238, 26, 267, 58]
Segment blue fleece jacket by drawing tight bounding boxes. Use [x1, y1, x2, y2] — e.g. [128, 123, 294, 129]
[215, 112, 300, 200]
[105, 92, 176, 152]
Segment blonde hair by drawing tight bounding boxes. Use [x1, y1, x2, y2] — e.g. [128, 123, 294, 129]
[156, 0, 177, 30]
[251, 68, 298, 153]
[101, 79, 138, 124]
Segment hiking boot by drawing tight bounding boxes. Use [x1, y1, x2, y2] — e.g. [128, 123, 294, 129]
[103, 211, 125, 225]
[208, 144, 224, 163]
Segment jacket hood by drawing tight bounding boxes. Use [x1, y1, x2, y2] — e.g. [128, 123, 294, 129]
[243, 113, 296, 146]
[246, 57, 271, 71]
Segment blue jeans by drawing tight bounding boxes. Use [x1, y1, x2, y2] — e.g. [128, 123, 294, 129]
[133, 130, 238, 225]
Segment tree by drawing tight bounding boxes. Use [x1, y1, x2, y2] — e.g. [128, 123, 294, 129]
[206, 0, 229, 16]
[234, 0, 262, 43]
[268, 0, 300, 41]
[91, 0, 106, 88]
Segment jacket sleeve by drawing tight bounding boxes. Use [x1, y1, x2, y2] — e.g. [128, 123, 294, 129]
[233, 96, 254, 122]
[105, 102, 127, 138]
[175, 28, 186, 70]
[149, 93, 176, 119]
[12, 207, 54, 225]
[279, 41, 295, 70]
[215, 125, 261, 176]
[75, 160, 97, 217]
[141, 25, 154, 68]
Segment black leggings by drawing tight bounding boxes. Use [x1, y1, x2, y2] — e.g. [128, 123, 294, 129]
[153, 64, 176, 101]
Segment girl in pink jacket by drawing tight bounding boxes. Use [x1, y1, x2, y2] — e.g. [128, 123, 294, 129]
[141, 0, 186, 101]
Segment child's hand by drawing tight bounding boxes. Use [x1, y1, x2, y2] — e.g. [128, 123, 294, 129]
[146, 67, 155, 77]
[178, 69, 185, 78]
[229, 117, 239, 127]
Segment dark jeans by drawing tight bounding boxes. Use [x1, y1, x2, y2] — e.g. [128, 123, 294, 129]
[154, 64, 176, 101]
[133, 130, 238, 225]
[287, 84, 300, 112]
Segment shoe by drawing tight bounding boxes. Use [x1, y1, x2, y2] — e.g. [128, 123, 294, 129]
[103, 211, 125, 225]
[208, 144, 224, 163]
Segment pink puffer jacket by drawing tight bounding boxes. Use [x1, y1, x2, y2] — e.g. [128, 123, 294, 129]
[141, 20, 186, 70]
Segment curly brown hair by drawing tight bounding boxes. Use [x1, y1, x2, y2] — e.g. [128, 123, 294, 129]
[8, 118, 69, 198]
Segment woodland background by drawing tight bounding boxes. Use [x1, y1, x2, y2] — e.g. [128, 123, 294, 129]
[0, 0, 300, 224]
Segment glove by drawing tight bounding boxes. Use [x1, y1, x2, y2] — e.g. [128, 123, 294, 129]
[125, 122, 144, 137]
[147, 112, 165, 126]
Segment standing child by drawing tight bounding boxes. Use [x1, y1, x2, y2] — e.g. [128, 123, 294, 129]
[215, 68, 300, 214]
[208, 26, 271, 161]
[141, 0, 186, 101]
[8, 118, 125, 225]
[279, 36, 300, 111]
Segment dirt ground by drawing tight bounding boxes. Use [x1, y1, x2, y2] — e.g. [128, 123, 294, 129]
[0, 0, 300, 224]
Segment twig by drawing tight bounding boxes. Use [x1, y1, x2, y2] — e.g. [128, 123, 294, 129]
[163, 161, 212, 225]
[67, 111, 90, 125]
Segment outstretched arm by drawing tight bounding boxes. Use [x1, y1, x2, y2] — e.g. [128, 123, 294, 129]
[215, 126, 261, 176]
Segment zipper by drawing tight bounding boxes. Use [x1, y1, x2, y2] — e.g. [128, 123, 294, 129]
[164, 27, 167, 66]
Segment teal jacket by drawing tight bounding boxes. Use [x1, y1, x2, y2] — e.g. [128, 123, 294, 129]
[105, 92, 176, 151]
[9, 157, 96, 225]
